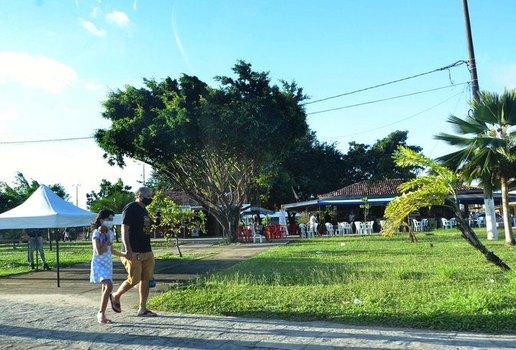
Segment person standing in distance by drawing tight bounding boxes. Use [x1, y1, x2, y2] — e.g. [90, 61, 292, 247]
[110, 186, 157, 317]
[27, 228, 50, 270]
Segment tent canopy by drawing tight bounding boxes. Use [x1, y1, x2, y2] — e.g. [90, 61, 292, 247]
[0, 185, 96, 229]
[240, 205, 274, 215]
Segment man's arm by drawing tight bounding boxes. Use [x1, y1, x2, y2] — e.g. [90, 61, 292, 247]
[121, 224, 135, 260]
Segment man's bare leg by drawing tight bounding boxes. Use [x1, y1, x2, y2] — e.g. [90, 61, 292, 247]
[138, 280, 150, 313]
[112, 280, 133, 306]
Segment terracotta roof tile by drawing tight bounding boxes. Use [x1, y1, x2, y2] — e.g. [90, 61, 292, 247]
[319, 178, 482, 199]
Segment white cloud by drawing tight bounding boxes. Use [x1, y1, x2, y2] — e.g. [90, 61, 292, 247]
[80, 19, 106, 37]
[0, 108, 18, 122]
[90, 6, 100, 18]
[0, 52, 79, 93]
[492, 64, 516, 90]
[106, 11, 131, 28]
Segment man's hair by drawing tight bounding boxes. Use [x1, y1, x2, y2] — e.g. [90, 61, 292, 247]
[136, 186, 152, 197]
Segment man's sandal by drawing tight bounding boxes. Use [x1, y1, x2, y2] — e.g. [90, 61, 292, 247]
[109, 294, 121, 313]
[137, 309, 158, 317]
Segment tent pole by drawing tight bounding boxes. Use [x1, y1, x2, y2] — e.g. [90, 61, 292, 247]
[35, 243, 39, 270]
[48, 228, 52, 251]
[56, 238, 60, 288]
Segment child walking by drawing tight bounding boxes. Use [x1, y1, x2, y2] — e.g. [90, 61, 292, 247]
[90, 209, 125, 324]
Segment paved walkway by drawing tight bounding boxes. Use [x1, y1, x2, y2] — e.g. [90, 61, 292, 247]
[0, 239, 515, 349]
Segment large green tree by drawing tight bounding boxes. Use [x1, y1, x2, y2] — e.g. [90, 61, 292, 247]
[435, 90, 516, 245]
[343, 130, 422, 184]
[95, 61, 308, 242]
[86, 178, 134, 213]
[0, 172, 69, 213]
[257, 130, 423, 208]
[258, 132, 347, 207]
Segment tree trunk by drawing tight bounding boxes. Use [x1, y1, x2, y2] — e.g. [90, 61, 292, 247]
[500, 175, 515, 246]
[483, 183, 498, 240]
[212, 205, 241, 243]
[407, 218, 417, 243]
[175, 235, 183, 257]
[454, 209, 511, 271]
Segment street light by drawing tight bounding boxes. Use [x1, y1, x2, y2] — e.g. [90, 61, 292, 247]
[131, 160, 146, 185]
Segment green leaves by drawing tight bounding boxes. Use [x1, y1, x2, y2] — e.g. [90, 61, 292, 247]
[86, 179, 134, 213]
[436, 90, 516, 184]
[383, 147, 459, 237]
[147, 190, 205, 240]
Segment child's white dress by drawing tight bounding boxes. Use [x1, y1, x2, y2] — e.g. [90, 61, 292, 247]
[90, 229, 115, 283]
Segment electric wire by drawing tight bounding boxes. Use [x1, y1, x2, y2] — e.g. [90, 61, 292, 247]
[0, 136, 94, 145]
[1, 65, 470, 145]
[302, 60, 468, 106]
[307, 82, 470, 116]
[329, 83, 470, 139]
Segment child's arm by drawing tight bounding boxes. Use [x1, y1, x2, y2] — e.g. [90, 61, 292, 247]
[94, 233, 110, 255]
[111, 248, 126, 258]
[93, 236, 105, 255]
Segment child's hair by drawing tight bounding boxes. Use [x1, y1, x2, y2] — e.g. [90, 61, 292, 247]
[99, 224, 109, 234]
[91, 209, 115, 231]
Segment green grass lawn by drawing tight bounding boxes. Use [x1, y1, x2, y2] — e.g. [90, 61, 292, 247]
[149, 230, 516, 334]
[0, 240, 181, 277]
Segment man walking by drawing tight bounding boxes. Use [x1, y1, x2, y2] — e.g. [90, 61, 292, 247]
[27, 228, 50, 270]
[111, 186, 157, 317]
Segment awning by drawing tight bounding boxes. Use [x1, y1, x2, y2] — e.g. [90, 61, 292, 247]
[319, 197, 396, 206]
[240, 206, 274, 215]
[282, 199, 319, 211]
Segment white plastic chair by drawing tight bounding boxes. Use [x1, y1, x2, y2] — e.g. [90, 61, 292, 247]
[354, 221, 363, 234]
[299, 224, 307, 238]
[338, 222, 352, 235]
[253, 233, 264, 243]
[325, 222, 334, 237]
[449, 217, 457, 228]
[337, 222, 345, 235]
[308, 223, 317, 238]
[412, 219, 422, 232]
[421, 219, 429, 231]
[441, 218, 452, 229]
[363, 221, 373, 235]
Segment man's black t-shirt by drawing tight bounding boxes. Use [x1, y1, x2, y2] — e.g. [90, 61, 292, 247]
[122, 201, 152, 253]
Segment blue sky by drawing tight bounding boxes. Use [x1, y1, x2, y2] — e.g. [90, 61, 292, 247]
[0, 0, 515, 208]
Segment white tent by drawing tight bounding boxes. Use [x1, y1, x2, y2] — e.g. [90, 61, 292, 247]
[0, 185, 96, 229]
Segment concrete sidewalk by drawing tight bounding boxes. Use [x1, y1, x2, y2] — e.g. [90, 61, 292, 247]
[0, 240, 515, 349]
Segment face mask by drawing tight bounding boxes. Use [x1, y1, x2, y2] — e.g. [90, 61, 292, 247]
[142, 197, 153, 206]
[103, 220, 114, 229]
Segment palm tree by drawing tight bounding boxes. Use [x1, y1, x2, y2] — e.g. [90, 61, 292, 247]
[435, 90, 516, 245]
[382, 147, 510, 271]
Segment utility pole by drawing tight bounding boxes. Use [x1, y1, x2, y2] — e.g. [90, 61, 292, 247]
[73, 184, 81, 207]
[463, 0, 497, 240]
[463, 0, 479, 99]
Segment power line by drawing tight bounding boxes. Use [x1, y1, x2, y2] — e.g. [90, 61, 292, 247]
[0, 136, 94, 145]
[329, 84, 469, 139]
[307, 82, 470, 115]
[302, 60, 468, 106]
